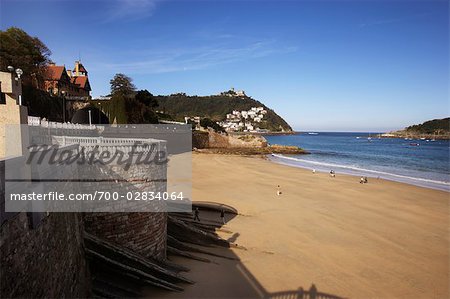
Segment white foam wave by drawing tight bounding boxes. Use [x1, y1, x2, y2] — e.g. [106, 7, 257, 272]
[270, 154, 450, 189]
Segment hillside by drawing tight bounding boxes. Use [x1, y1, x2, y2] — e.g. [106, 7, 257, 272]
[405, 118, 449, 134]
[382, 117, 450, 139]
[155, 94, 292, 132]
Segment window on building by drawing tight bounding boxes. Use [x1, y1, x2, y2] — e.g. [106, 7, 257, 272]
[0, 85, 6, 104]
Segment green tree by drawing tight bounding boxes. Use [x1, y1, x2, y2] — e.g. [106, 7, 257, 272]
[200, 118, 225, 133]
[0, 27, 52, 87]
[109, 73, 136, 97]
[135, 89, 158, 109]
[406, 118, 450, 134]
[23, 85, 63, 121]
[105, 93, 127, 124]
[124, 98, 158, 124]
[101, 79, 160, 124]
[186, 119, 197, 130]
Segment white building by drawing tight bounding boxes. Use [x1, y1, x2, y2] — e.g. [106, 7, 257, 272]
[219, 106, 267, 132]
[185, 116, 201, 130]
[235, 90, 246, 97]
[220, 88, 246, 98]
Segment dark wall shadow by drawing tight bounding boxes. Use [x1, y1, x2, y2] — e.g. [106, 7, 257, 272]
[143, 202, 347, 299]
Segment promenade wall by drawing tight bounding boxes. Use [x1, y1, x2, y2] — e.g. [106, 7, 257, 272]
[0, 132, 169, 297]
[193, 130, 267, 149]
[0, 160, 90, 298]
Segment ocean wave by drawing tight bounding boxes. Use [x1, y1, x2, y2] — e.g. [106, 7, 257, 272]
[309, 151, 354, 158]
[270, 154, 450, 188]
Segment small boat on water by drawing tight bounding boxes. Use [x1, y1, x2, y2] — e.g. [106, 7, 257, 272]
[410, 143, 420, 146]
[308, 132, 318, 135]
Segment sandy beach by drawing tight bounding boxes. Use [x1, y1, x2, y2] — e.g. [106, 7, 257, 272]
[151, 153, 449, 299]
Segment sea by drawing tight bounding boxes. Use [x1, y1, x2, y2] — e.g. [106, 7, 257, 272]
[265, 132, 450, 192]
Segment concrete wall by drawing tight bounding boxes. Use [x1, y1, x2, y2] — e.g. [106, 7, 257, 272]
[0, 72, 21, 95]
[0, 72, 28, 159]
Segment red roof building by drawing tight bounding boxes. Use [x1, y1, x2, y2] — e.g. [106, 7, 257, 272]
[44, 61, 91, 99]
[71, 76, 91, 93]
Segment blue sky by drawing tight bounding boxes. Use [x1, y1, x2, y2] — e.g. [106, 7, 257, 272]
[1, 0, 448, 131]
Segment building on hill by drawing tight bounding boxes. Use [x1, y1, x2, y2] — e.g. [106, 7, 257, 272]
[220, 87, 246, 97]
[44, 61, 91, 100]
[219, 106, 267, 132]
[184, 116, 201, 130]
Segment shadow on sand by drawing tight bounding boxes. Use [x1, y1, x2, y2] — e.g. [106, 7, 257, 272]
[143, 202, 346, 299]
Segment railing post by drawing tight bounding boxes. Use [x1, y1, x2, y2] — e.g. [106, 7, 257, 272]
[309, 284, 317, 299]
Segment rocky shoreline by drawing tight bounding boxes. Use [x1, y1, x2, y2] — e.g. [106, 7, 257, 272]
[193, 131, 307, 155]
[380, 132, 450, 140]
[194, 144, 308, 155]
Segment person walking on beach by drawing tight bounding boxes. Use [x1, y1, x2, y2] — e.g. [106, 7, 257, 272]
[360, 177, 364, 184]
[330, 170, 335, 177]
[277, 185, 282, 196]
[193, 207, 200, 222]
[364, 176, 368, 183]
[312, 169, 316, 174]
[220, 209, 225, 224]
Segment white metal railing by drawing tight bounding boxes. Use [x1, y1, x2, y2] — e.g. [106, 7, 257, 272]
[51, 136, 166, 155]
[159, 120, 185, 125]
[27, 117, 167, 155]
[28, 116, 101, 130]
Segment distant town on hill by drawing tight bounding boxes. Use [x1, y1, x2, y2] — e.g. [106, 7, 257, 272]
[155, 91, 292, 133]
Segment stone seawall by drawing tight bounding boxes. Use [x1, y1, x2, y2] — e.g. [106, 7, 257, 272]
[192, 131, 209, 149]
[82, 144, 168, 260]
[193, 130, 267, 149]
[0, 133, 170, 297]
[84, 212, 167, 260]
[0, 212, 89, 298]
[0, 160, 90, 298]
